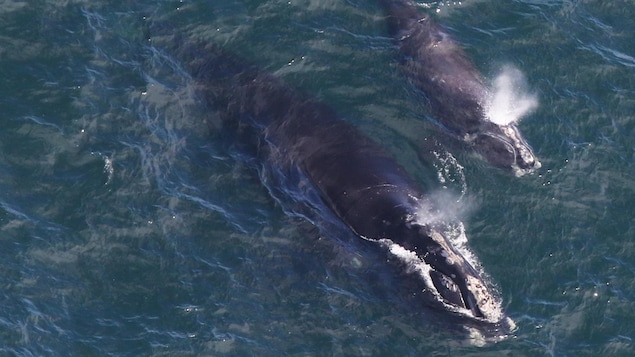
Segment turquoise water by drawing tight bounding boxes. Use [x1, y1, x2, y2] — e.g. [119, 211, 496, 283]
[1, 0, 634, 355]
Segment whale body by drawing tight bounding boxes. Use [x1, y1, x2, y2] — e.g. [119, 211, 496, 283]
[381, 0, 540, 175]
[156, 38, 512, 326]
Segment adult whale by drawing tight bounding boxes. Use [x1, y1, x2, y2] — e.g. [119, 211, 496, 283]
[154, 36, 512, 328]
[380, 0, 540, 176]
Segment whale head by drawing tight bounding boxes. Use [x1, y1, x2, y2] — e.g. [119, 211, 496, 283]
[472, 122, 540, 176]
[384, 224, 507, 324]
[422, 229, 498, 321]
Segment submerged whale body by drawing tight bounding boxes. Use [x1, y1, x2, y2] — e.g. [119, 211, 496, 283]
[381, 0, 540, 175]
[157, 37, 512, 329]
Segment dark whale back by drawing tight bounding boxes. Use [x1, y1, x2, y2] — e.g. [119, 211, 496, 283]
[382, 0, 487, 135]
[179, 41, 420, 239]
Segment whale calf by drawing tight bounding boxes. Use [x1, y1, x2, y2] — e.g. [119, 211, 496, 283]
[381, 0, 540, 175]
[154, 37, 513, 330]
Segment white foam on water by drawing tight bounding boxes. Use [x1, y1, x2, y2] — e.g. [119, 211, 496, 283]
[431, 149, 468, 198]
[485, 66, 538, 126]
[378, 239, 463, 313]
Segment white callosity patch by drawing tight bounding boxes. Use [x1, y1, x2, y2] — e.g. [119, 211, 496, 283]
[502, 125, 542, 173]
[465, 275, 504, 322]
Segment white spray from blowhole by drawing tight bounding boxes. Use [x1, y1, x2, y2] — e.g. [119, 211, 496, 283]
[412, 189, 475, 259]
[485, 65, 538, 126]
[413, 190, 475, 229]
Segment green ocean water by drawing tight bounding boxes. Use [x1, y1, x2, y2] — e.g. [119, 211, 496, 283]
[1, 0, 634, 355]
